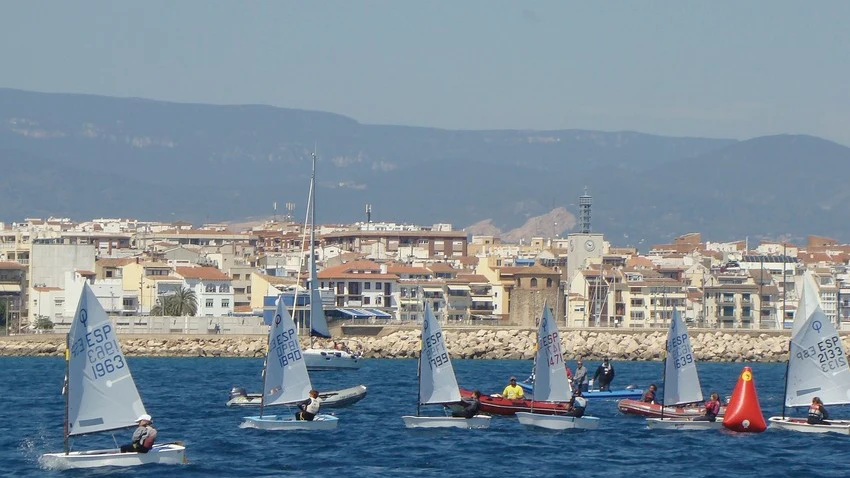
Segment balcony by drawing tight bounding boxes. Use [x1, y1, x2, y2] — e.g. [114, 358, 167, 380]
[720, 297, 735, 304]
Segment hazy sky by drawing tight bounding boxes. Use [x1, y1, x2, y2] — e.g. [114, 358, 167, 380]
[2, 1, 849, 143]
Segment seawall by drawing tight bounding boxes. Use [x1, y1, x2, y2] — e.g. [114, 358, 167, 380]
[0, 328, 808, 362]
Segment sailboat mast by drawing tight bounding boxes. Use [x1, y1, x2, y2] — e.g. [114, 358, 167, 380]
[780, 338, 791, 419]
[660, 343, 667, 420]
[63, 333, 70, 455]
[309, 151, 317, 349]
[258, 318, 274, 419]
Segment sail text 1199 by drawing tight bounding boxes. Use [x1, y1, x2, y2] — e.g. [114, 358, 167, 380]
[273, 328, 302, 367]
[668, 333, 694, 369]
[424, 331, 449, 370]
[70, 323, 126, 379]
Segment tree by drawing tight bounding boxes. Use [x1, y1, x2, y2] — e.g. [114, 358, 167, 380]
[151, 287, 198, 316]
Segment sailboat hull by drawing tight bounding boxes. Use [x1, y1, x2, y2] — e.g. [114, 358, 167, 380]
[240, 414, 339, 430]
[402, 415, 491, 429]
[515, 412, 600, 430]
[768, 416, 850, 434]
[40, 443, 186, 469]
[646, 418, 724, 430]
[304, 349, 362, 370]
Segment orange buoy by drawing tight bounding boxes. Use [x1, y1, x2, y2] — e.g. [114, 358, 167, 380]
[722, 366, 767, 433]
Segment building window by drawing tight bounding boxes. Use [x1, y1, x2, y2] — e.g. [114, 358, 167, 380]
[222, 299, 230, 307]
[219, 284, 230, 293]
[546, 278, 553, 288]
[365, 282, 371, 290]
[106, 270, 113, 278]
[530, 278, 538, 288]
[205, 299, 214, 307]
[363, 296, 371, 305]
[206, 284, 216, 293]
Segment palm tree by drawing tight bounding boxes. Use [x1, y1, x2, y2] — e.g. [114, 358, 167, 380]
[151, 287, 198, 316]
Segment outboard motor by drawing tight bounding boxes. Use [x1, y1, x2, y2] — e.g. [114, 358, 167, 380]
[229, 386, 247, 400]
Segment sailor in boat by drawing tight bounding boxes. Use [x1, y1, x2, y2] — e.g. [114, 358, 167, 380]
[564, 389, 587, 418]
[120, 414, 157, 454]
[692, 392, 721, 422]
[295, 389, 323, 421]
[807, 397, 830, 425]
[591, 357, 615, 391]
[572, 359, 589, 393]
[451, 390, 482, 418]
[502, 377, 525, 400]
[642, 384, 658, 404]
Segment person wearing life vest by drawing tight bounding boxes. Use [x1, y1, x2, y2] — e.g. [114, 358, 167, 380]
[120, 414, 157, 453]
[642, 384, 658, 404]
[565, 388, 587, 417]
[807, 396, 829, 425]
[501, 377, 525, 400]
[693, 392, 721, 422]
[295, 389, 322, 421]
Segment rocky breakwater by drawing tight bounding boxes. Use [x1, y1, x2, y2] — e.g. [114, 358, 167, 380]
[2, 329, 845, 362]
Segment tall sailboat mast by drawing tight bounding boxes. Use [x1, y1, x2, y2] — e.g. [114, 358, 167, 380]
[309, 151, 317, 348]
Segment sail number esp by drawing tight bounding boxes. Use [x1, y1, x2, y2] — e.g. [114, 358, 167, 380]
[540, 331, 563, 366]
[424, 331, 449, 370]
[273, 328, 302, 367]
[70, 323, 126, 379]
[668, 333, 694, 369]
[797, 335, 847, 372]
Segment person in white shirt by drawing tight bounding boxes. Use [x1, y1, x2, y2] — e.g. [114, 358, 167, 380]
[295, 389, 322, 421]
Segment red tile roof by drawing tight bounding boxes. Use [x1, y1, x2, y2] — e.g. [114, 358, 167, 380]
[175, 266, 231, 281]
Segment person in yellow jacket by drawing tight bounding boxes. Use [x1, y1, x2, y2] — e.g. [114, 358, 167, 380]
[502, 377, 525, 400]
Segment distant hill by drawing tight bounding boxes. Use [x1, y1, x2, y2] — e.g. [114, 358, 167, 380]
[2, 88, 848, 245]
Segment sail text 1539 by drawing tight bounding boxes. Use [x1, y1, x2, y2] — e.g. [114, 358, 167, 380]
[668, 333, 694, 369]
[424, 330, 449, 370]
[796, 335, 847, 372]
[540, 331, 562, 366]
[70, 323, 126, 379]
[273, 328, 302, 367]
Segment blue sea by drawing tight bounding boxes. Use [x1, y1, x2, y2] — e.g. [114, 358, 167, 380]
[3, 357, 849, 478]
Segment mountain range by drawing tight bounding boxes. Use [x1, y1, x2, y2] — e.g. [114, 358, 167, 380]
[1, 87, 848, 247]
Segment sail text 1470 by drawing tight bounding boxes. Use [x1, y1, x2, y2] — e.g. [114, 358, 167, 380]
[667, 333, 694, 369]
[70, 322, 126, 379]
[424, 330, 449, 370]
[273, 328, 302, 367]
[540, 331, 562, 366]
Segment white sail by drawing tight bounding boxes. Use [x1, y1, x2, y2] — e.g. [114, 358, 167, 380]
[309, 257, 331, 338]
[532, 303, 571, 403]
[264, 296, 313, 406]
[785, 278, 850, 407]
[67, 283, 145, 436]
[791, 272, 822, 338]
[662, 308, 703, 406]
[418, 302, 461, 405]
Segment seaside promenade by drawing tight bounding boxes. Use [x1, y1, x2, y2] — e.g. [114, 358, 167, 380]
[0, 327, 806, 362]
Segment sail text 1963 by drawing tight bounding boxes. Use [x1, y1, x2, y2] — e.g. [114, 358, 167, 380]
[797, 335, 847, 372]
[70, 323, 126, 379]
[668, 333, 694, 369]
[424, 331, 449, 370]
[540, 331, 562, 366]
[273, 328, 301, 367]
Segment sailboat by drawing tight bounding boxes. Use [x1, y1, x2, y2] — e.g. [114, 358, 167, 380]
[301, 151, 361, 371]
[402, 302, 490, 429]
[515, 303, 600, 430]
[40, 283, 186, 469]
[646, 308, 723, 430]
[768, 273, 850, 433]
[241, 295, 339, 430]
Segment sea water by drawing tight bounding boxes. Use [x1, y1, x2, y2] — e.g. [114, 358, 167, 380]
[3, 357, 849, 477]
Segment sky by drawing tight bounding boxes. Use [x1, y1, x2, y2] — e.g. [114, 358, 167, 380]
[2, 1, 849, 143]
